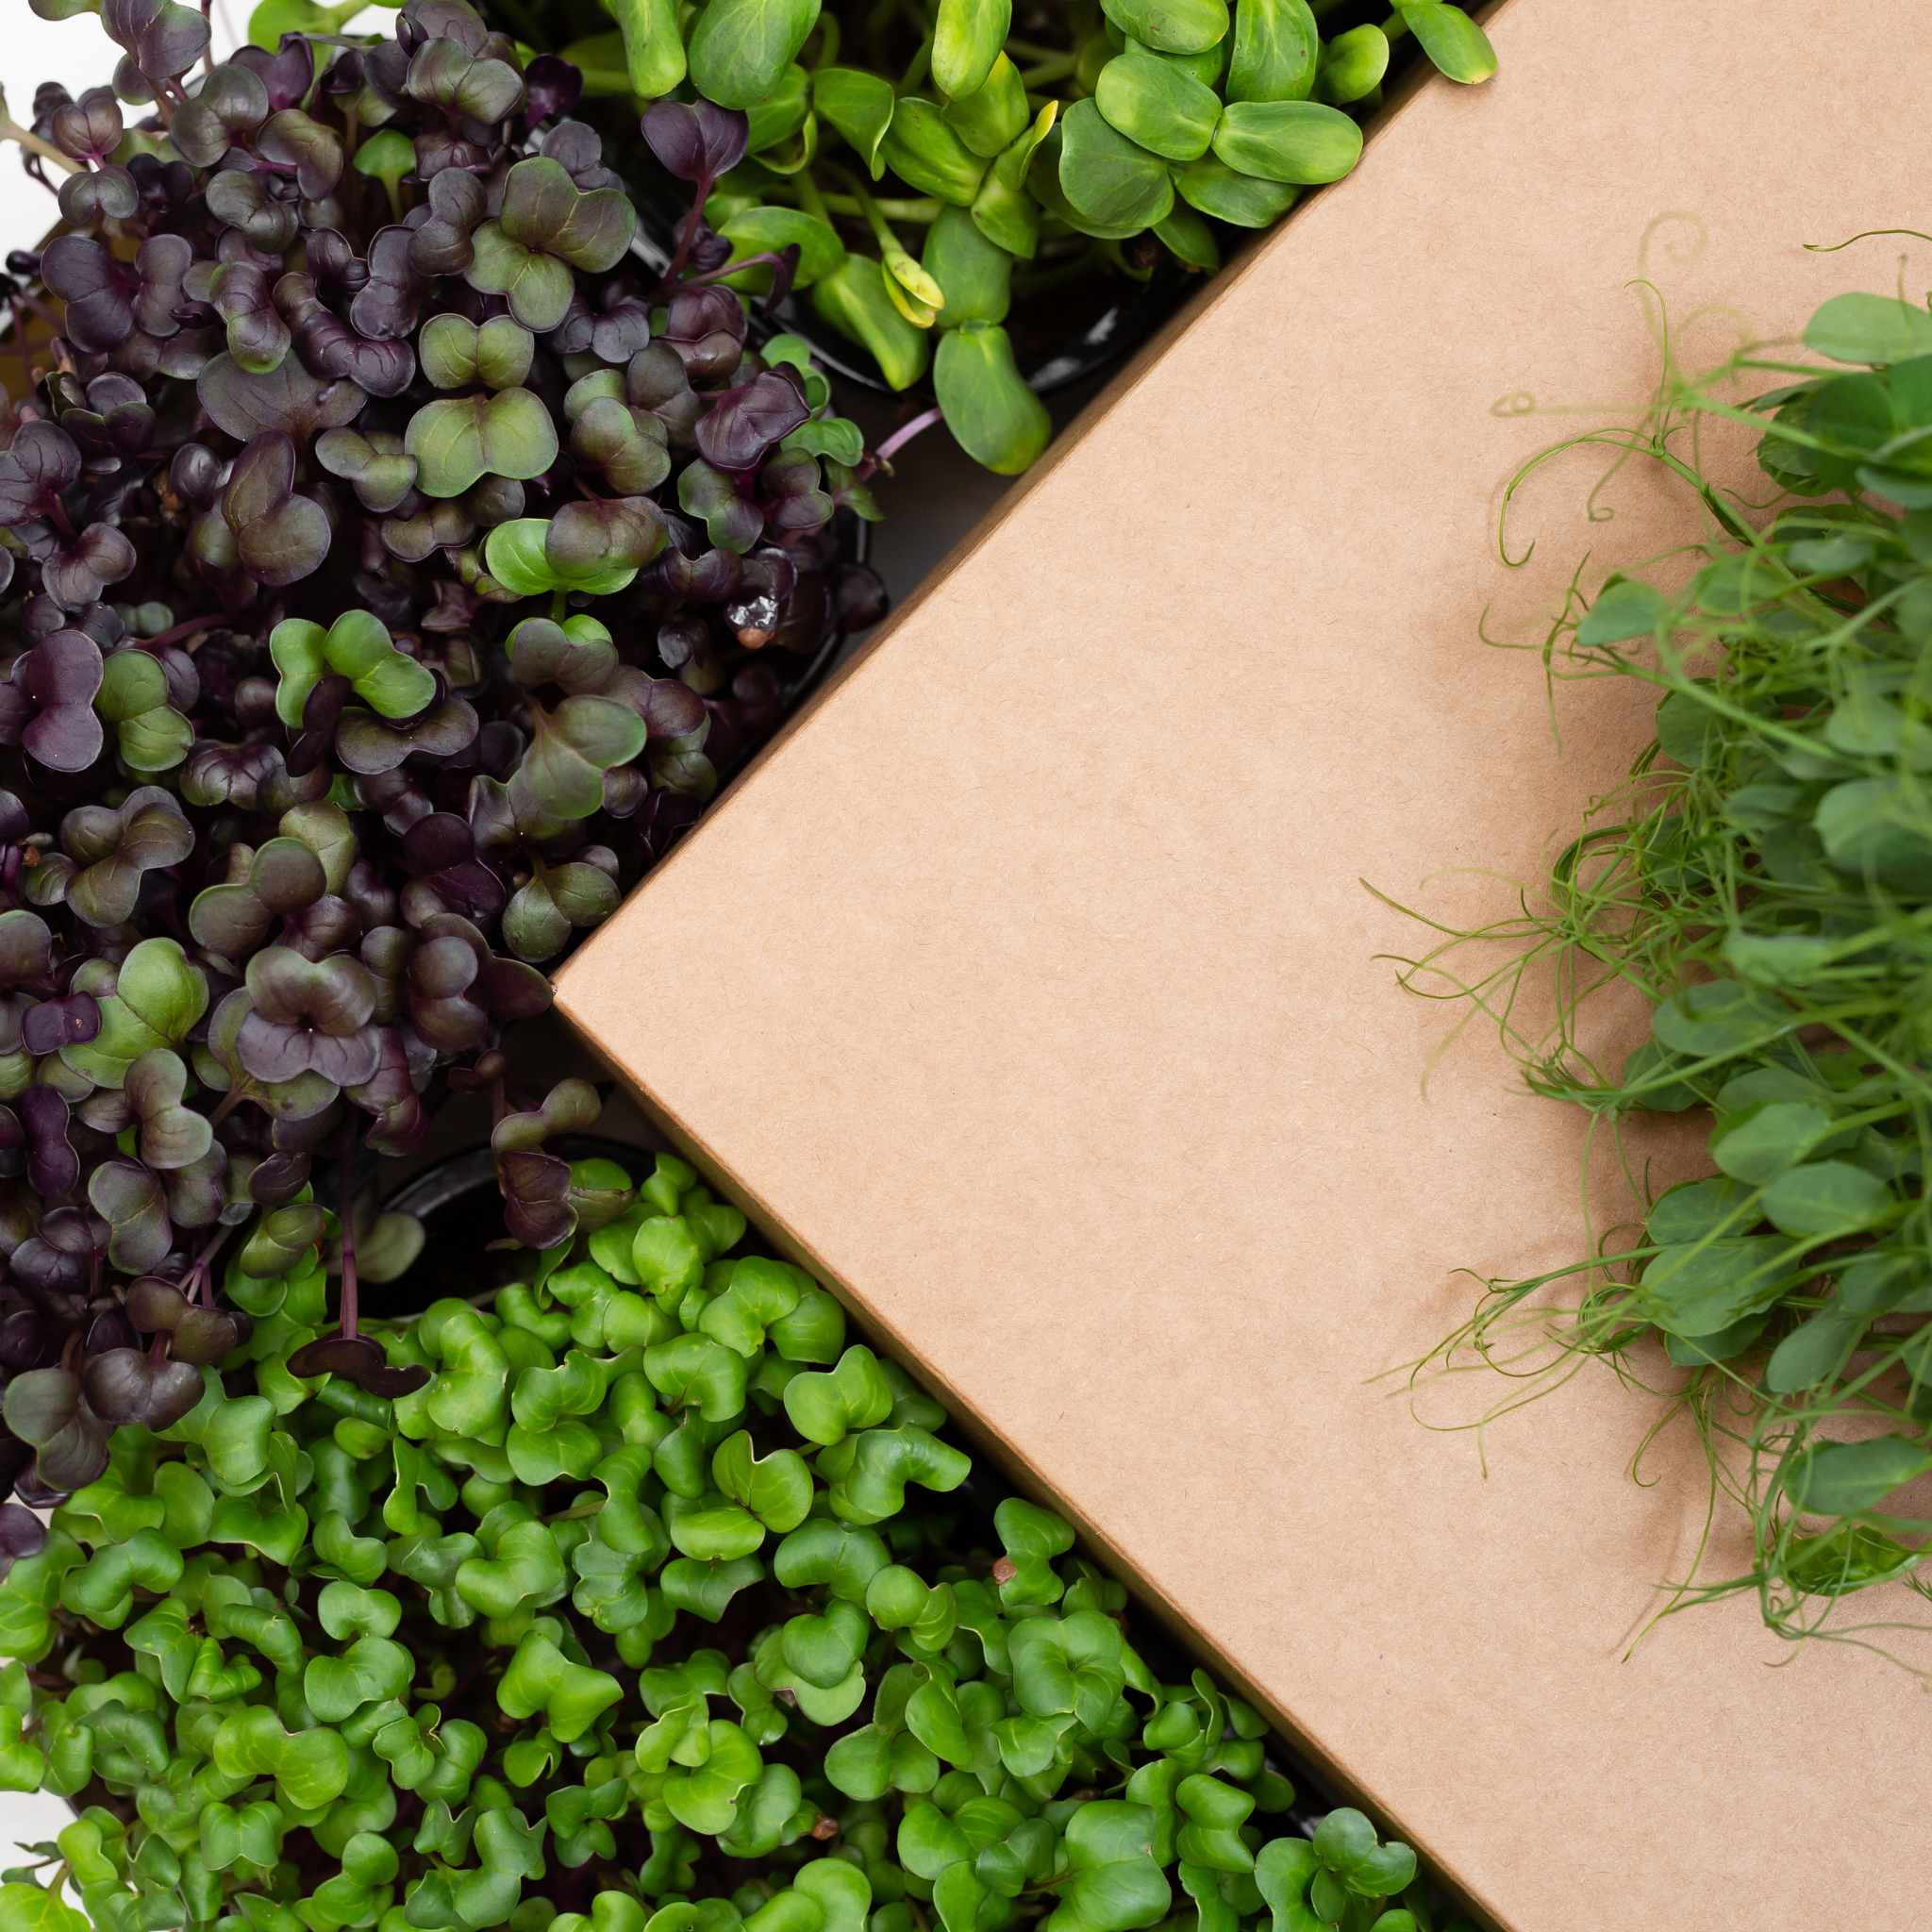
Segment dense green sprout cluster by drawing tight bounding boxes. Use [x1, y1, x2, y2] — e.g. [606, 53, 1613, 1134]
[1404, 283, 1932, 1656]
[500, 0, 1496, 470]
[0, 1149, 1460, 1932]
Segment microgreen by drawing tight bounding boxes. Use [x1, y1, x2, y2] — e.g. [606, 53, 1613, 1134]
[1394, 269, 1932, 1667]
[0, 1147, 1470, 1932]
[556, 0, 1497, 467]
[0, 0, 897, 1502]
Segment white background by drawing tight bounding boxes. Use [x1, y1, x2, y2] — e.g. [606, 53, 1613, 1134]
[0, 3, 395, 267]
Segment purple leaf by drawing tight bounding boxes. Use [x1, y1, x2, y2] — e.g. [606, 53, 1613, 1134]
[41, 235, 136, 351]
[197, 351, 367, 443]
[407, 169, 486, 279]
[523, 55, 585, 125]
[232, 37, 313, 110]
[279, 275, 418, 399]
[169, 61, 270, 167]
[0, 630, 105, 774]
[0, 1311, 60, 1374]
[0, 1502, 47, 1562]
[641, 99, 749, 184]
[695, 368, 810, 471]
[19, 994, 98, 1057]
[350, 225, 429, 342]
[102, 0, 210, 80]
[0, 421, 81, 525]
[20, 1089, 78, 1202]
[42, 523, 138, 611]
[88, 1158, 174, 1274]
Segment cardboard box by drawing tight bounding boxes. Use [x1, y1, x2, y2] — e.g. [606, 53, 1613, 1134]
[558, 4, 1932, 1924]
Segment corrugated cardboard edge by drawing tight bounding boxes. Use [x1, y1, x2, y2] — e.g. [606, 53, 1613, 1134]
[557, 11, 1523, 1921]
[560, 1024, 1480, 1902]
[555, 36, 1529, 1864]
[586, 3, 1514, 918]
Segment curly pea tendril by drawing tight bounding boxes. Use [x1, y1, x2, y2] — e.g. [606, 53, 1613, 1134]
[1390, 273, 1932, 1673]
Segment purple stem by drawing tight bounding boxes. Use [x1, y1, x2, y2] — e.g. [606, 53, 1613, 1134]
[655, 172, 717, 297]
[872, 405, 944, 467]
[684, 248, 786, 289]
[187, 1223, 236, 1308]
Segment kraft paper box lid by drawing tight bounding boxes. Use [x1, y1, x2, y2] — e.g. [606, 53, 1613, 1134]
[558, 4, 1932, 1925]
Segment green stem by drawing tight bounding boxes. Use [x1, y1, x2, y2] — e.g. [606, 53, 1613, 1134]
[818, 192, 943, 224]
[1017, 54, 1076, 86]
[900, 29, 935, 94]
[0, 114, 82, 175]
[550, 588, 569, 622]
[1003, 38, 1070, 58]
[828, 165, 907, 259]
[794, 169, 835, 225]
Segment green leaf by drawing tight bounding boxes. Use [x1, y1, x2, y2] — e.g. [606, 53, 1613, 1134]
[713, 1431, 814, 1531]
[1100, 0, 1228, 56]
[270, 608, 436, 724]
[466, 225, 578, 332]
[500, 156, 639, 272]
[1576, 575, 1669, 646]
[1152, 205, 1218, 271]
[1174, 154, 1297, 226]
[689, 0, 823, 110]
[524, 698, 650, 820]
[408, 389, 560, 499]
[1804, 292, 1932, 368]
[813, 257, 932, 390]
[923, 206, 1012, 325]
[722, 207, 848, 289]
[1057, 100, 1174, 235]
[1312, 23, 1386, 104]
[1041, 1803, 1171, 1932]
[1782, 1434, 1932, 1518]
[813, 67, 897, 176]
[935, 323, 1050, 475]
[496, 1630, 623, 1742]
[661, 1555, 765, 1622]
[483, 518, 560, 597]
[609, 0, 687, 95]
[1710, 1102, 1834, 1185]
[248, 0, 364, 44]
[1401, 2, 1494, 82]
[1650, 979, 1790, 1059]
[1225, 0, 1317, 102]
[1639, 1236, 1801, 1338]
[1646, 1176, 1757, 1245]
[942, 52, 1029, 158]
[745, 62, 811, 154]
[1815, 776, 1932, 892]
[1765, 1307, 1866, 1394]
[419, 314, 535, 391]
[1210, 99, 1361, 183]
[781, 419, 867, 466]
[1095, 53, 1220, 162]
[881, 98, 989, 206]
[0, 1884, 89, 1932]
[105, 938, 208, 1057]
[1760, 1161, 1890, 1236]
[932, 0, 1010, 100]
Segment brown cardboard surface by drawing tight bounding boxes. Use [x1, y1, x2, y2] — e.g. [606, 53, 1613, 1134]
[557, 6, 1932, 1926]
